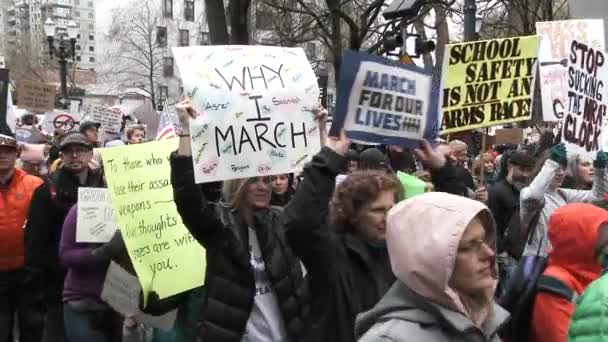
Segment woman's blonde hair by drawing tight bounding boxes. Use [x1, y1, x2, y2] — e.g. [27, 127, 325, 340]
[221, 177, 272, 209]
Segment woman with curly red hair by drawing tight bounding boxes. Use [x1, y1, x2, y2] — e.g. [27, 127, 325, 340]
[284, 121, 468, 342]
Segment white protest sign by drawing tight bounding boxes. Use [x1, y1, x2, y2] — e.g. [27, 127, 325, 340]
[90, 105, 122, 133]
[561, 40, 608, 160]
[536, 20, 605, 121]
[42, 112, 80, 133]
[101, 262, 177, 331]
[77, 188, 119, 243]
[173, 45, 321, 183]
[331, 50, 433, 146]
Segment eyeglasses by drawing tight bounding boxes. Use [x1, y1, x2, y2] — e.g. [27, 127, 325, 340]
[63, 147, 90, 156]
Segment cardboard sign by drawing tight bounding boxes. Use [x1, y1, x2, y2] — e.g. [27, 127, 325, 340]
[76, 188, 119, 243]
[561, 40, 608, 160]
[42, 111, 80, 134]
[99, 139, 206, 300]
[536, 20, 605, 122]
[90, 105, 122, 133]
[439, 36, 540, 134]
[495, 128, 524, 145]
[172, 45, 321, 183]
[330, 50, 435, 146]
[17, 80, 56, 113]
[101, 262, 177, 331]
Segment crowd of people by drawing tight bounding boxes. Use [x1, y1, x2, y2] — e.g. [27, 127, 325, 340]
[2, 99, 608, 342]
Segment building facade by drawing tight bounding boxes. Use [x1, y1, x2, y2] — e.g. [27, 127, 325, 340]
[155, 0, 208, 106]
[2, 0, 97, 70]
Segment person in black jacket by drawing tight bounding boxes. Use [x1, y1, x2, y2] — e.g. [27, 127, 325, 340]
[170, 100, 311, 342]
[24, 132, 104, 342]
[283, 125, 467, 342]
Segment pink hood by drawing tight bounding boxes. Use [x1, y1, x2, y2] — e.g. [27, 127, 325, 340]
[386, 192, 496, 317]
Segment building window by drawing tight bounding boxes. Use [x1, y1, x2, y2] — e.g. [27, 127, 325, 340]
[159, 86, 169, 103]
[178, 29, 189, 46]
[88, 23, 94, 29]
[76, 56, 81, 61]
[88, 12, 93, 19]
[74, 10, 80, 17]
[89, 35, 94, 40]
[256, 8, 273, 30]
[163, 0, 173, 18]
[157, 26, 167, 47]
[77, 33, 80, 39]
[163, 57, 174, 77]
[89, 46, 94, 52]
[89, 57, 95, 62]
[76, 44, 81, 50]
[88, 1, 93, 7]
[198, 31, 209, 45]
[184, 1, 194, 21]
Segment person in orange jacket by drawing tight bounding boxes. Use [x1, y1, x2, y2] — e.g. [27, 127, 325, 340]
[0, 132, 44, 342]
[530, 203, 608, 342]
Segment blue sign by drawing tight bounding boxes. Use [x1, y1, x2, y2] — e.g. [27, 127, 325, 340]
[330, 50, 438, 147]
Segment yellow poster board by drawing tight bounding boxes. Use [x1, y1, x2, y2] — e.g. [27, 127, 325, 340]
[100, 139, 205, 300]
[440, 36, 540, 134]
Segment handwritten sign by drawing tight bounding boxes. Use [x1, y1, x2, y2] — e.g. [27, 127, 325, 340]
[91, 105, 122, 133]
[536, 20, 605, 122]
[101, 262, 177, 331]
[561, 40, 608, 160]
[76, 188, 119, 243]
[17, 80, 56, 113]
[330, 50, 435, 146]
[99, 139, 205, 299]
[172, 45, 321, 183]
[42, 111, 80, 134]
[440, 36, 540, 134]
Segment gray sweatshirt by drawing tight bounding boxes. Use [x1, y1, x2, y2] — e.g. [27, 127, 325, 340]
[520, 159, 608, 257]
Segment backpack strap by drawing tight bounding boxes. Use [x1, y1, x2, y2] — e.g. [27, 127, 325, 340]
[537, 275, 579, 303]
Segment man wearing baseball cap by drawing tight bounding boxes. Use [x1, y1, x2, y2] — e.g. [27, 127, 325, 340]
[79, 121, 101, 148]
[24, 132, 105, 341]
[0, 132, 45, 342]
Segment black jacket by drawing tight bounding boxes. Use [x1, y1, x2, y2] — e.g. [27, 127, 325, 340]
[24, 167, 104, 302]
[170, 153, 311, 342]
[488, 178, 520, 245]
[283, 147, 464, 342]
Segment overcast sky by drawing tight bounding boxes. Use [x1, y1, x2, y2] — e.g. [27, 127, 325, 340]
[95, 0, 124, 33]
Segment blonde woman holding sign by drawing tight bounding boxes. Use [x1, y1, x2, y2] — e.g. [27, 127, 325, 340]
[169, 100, 314, 342]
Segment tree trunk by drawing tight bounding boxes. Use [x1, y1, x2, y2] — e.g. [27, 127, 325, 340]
[433, 4, 450, 85]
[330, 15, 343, 83]
[204, 0, 229, 44]
[228, 0, 250, 44]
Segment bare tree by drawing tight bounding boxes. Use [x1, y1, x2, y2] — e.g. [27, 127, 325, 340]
[6, 30, 53, 86]
[102, 1, 164, 109]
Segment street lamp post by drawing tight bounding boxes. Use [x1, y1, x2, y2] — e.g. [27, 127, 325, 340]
[44, 18, 78, 109]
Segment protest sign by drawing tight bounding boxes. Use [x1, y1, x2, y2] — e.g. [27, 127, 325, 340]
[495, 128, 524, 145]
[99, 139, 205, 300]
[42, 111, 80, 133]
[76, 188, 118, 243]
[561, 40, 608, 160]
[536, 20, 605, 122]
[440, 36, 540, 134]
[90, 105, 122, 133]
[330, 50, 435, 146]
[101, 262, 177, 331]
[17, 80, 56, 113]
[172, 45, 320, 183]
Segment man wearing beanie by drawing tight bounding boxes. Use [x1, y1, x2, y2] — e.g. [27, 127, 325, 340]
[0, 132, 45, 342]
[24, 132, 104, 342]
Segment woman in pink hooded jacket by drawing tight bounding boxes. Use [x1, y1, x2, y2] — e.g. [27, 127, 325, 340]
[356, 192, 508, 341]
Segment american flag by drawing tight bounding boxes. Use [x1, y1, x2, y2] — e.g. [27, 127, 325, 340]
[156, 103, 177, 140]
